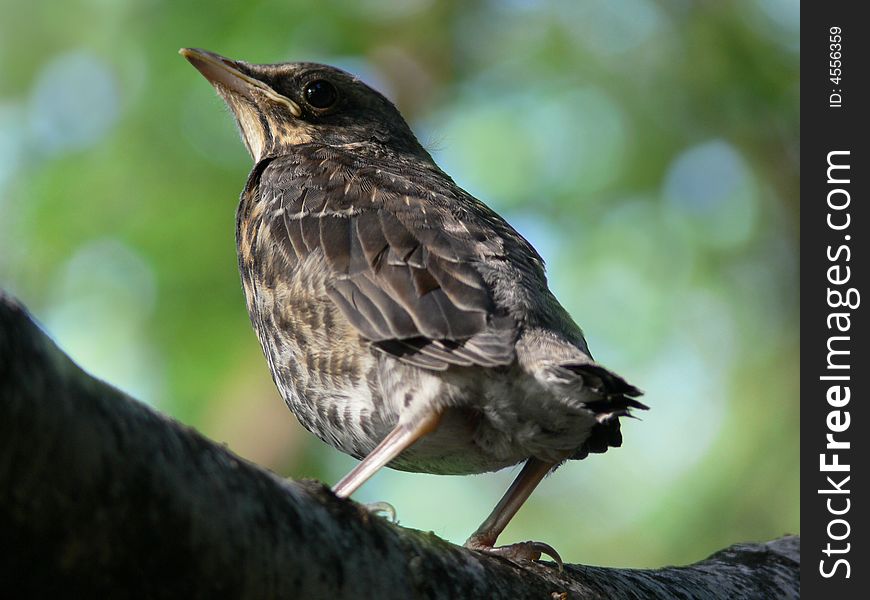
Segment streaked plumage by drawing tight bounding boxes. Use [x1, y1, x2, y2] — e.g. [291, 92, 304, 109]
[183, 48, 645, 566]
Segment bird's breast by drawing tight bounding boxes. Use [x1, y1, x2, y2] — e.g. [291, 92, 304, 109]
[237, 203, 387, 455]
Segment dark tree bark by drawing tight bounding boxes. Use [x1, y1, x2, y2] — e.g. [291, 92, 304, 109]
[0, 292, 799, 599]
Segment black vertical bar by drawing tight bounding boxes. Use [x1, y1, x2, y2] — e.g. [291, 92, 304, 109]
[801, 3, 868, 597]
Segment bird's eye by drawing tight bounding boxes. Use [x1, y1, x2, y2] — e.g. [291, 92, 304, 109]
[303, 79, 338, 110]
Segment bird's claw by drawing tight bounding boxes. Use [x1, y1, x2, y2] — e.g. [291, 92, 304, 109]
[362, 501, 398, 523]
[465, 538, 564, 572]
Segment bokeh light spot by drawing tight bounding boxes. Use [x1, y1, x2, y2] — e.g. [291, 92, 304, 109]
[27, 50, 120, 155]
[664, 140, 759, 250]
[44, 238, 163, 405]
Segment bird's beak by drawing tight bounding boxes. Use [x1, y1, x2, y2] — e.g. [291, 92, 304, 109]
[179, 48, 302, 117]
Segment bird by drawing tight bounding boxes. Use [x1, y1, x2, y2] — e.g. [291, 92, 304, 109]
[181, 47, 645, 568]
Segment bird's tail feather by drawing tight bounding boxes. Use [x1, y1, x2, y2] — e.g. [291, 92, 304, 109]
[559, 362, 647, 459]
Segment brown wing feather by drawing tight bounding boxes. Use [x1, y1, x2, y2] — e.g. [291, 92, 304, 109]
[263, 151, 516, 368]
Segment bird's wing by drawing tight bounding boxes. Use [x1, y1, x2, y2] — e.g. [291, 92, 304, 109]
[259, 151, 519, 370]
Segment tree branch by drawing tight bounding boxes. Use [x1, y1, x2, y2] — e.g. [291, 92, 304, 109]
[0, 292, 799, 599]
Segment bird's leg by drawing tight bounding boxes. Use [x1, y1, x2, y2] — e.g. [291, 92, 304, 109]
[465, 457, 564, 570]
[332, 411, 442, 499]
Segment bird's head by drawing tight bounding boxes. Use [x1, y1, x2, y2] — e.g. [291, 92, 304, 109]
[180, 48, 431, 164]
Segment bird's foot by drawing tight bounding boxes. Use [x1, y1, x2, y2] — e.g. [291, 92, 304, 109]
[465, 537, 564, 572]
[362, 501, 398, 523]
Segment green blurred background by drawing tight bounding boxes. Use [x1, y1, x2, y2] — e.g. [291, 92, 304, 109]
[0, 0, 798, 567]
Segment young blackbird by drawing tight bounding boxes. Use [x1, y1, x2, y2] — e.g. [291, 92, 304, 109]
[182, 48, 645, 568]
